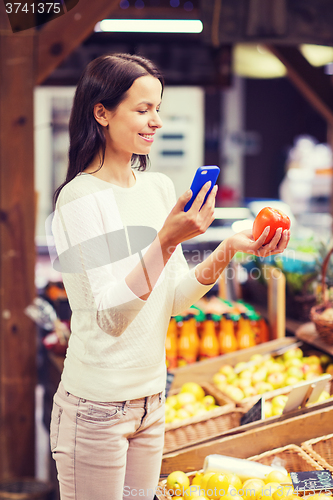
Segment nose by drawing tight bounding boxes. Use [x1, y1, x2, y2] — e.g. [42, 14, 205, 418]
[149, 111, 163, 129]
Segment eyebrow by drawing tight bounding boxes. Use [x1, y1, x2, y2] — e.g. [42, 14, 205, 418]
[137, 101, 162, 107]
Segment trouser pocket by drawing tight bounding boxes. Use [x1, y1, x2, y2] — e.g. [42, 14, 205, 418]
[50, 401, 63, 452]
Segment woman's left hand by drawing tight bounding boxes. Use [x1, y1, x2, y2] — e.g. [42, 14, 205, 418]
[227, 226, 290, 257]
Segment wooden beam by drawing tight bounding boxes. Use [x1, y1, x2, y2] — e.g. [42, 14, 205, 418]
[36, 0, 120, 85]
[266, 45, 333, 126]
[0, 6, 37, 479]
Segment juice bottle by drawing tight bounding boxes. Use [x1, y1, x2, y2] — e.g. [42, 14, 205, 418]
[178, 316, 198, 366]
[237, 313, 256, 350]
[199, 313, 220, 360]
[258, 316, 270, 343]
[248, 311, 261, 344]
[165, 318, 178, 370]
[188, 314, 200, 361]
[219, 313, 238, 354]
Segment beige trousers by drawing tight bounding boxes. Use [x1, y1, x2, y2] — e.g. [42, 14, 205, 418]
[50, 381, 165, 500]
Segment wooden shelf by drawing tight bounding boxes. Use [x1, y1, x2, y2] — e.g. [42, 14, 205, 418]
[295, 322, 333, 356]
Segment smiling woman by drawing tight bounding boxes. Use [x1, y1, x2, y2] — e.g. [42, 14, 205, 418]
[49, 53, 290, 500]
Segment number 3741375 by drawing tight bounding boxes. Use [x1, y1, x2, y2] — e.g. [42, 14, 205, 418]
[5, 2, 62, 14]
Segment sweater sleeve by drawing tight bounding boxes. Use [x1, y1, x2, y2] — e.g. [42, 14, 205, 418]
[51, 183, 146, 337]
[161, 174, 218, 316]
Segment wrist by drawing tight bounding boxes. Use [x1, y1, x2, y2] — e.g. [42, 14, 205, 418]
[221, 236, 238, 260]
[157, 228, 177, 255]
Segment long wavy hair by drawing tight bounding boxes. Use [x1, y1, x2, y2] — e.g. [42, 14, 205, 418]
[54, 53, 164, 204]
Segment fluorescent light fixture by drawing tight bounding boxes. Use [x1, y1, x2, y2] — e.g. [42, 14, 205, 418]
[95, 19, 203, 33]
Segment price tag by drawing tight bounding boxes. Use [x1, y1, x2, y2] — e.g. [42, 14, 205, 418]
[290, 470, 333, 493]
[240, 397, 263, 425]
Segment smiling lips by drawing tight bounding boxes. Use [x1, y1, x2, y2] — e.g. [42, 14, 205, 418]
[139, 133, 155, 143]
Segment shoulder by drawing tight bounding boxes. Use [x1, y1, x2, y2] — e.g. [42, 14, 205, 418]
[138, 171, 175, 197]
[56, 174, 106, 208]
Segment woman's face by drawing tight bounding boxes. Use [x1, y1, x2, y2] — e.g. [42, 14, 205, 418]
[104, 75, 163, 158]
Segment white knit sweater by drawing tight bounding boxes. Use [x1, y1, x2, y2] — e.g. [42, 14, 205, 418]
[51, 170, 216, 402]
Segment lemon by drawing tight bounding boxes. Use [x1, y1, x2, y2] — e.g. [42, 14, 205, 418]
[180, 382, 205, 401]
[242, 478, 266, 500]
[201, 472, 216, 492]
[206, 473, 231, 500]
[265, 471, 291, 485]
[191, 473, 204, 486]
[183, 485, 206, 498]
[166, 471, 190, 495]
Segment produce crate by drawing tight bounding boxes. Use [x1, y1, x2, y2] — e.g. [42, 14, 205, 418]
[164, 382, 236, 454]
[164, 407, 245, 454]
[248, 444, 323, 472]
[160, 403, 333, 475]
[301, 433, 333, 472]
[156, 445, 321, 500]
[171, 338, 298, 390]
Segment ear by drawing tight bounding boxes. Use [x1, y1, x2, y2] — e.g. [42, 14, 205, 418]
[93, 103, 109, 128]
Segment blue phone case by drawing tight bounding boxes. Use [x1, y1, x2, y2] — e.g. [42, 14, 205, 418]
[184, 165, 220, 212]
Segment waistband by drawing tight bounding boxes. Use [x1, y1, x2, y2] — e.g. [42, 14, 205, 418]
[56, 381, 164, 408]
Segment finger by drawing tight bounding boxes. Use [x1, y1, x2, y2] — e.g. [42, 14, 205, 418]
[255, 226, 270, 247]
[200, 185, 217, 214]
[178, 189, 193, 211]
[276, 229, 290, 252]
[266, 227, 283, 250]
[190, 181, 211, 212]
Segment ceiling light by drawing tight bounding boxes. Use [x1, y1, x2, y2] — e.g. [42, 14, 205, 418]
[95, 19, 203, 33]
[233, 44, 286, 79]
[300, 44, 333, 67]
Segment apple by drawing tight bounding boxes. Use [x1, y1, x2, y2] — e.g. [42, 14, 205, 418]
[254, 382, 274, 394]
[243, 386, 257, 398]
[320, 354, 331, 366]
[250, 354, 264, 362]
[307, 364, 323, 375]
[239, 369, 255, 379]
[272, 406, 284, 416]
[285, 358, 303, 369]
[266, 361, 285, 374]
[264, 401, 273, 418]
[219, 365, 235, 376]
[235, 361, 249, 372]
[224, 386, 245, 401]
[326, 363, 333, 376]
[267, 372, 286, 389]
[316, 390, 331, 403]
[286, 366, 303, 379]
[304, 372, 319, 381]
[306, 355, 321, 365]
[238, 378, 252, 390]
[285, 376, 302, 386]
[283, 347, 303, 361]
[212, 373, 227, 385]
[271, 395, 288, 409]
[252, 367, 268, 384]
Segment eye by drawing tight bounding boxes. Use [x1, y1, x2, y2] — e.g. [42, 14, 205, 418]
[138, 110, 147, 114]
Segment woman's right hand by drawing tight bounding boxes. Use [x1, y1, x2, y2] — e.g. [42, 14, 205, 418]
[159, 181, 217, 250]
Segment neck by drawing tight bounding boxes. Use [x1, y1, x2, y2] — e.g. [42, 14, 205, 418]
[85, 150, 136, 188]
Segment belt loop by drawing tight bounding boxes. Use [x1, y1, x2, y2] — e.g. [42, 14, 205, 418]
[159, 392, 162, 403]
[122, 401, 129, 415]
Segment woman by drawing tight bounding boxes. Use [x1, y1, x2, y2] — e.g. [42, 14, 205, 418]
[50, 53, 290, 500]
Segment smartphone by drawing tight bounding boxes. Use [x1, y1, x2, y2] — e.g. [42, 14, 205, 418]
[184, 165, 220, 212]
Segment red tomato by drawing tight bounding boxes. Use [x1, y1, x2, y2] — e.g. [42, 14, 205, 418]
[253, 207, 291, 244]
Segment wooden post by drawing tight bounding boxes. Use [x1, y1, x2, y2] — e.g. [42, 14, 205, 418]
[266, 265, 286, 339]
[0, 9, 37, 478]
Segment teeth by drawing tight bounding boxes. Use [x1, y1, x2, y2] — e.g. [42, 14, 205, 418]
[140, 134, 153, 139]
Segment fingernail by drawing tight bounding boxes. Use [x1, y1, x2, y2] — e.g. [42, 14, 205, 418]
[265, 226, 270, 232]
